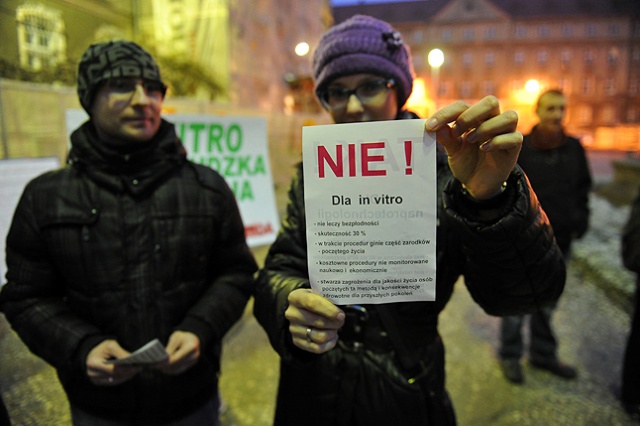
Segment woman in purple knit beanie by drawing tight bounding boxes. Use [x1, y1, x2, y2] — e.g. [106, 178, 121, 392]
[254, 14, 565, 426]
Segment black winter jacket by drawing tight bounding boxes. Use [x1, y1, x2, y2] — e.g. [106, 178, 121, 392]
[253, 122, 566, 425]
[0, 119, 257, 423]
[519, 126, 592, 250]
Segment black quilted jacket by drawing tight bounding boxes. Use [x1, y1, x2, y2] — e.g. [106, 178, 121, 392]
[0, 119, 257, 423]
[253, 123, 566, 425]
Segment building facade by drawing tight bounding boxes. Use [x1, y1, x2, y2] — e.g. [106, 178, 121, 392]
[334, 0, 640, 148]
[0, 0, 330, 111]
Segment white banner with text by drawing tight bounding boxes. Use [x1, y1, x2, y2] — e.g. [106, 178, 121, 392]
[303, 119, 437, 304]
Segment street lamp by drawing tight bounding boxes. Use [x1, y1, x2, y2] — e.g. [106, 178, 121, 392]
[427, 48, 444, 110]
[525, 79, 540, 94]
[295, 42, 310, 57]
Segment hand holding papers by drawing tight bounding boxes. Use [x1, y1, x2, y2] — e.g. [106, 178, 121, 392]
[303, 120, 437, 304]
[104, 338, 168, 366]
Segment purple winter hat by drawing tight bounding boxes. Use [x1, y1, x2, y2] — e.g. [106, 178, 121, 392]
[313, 15, 415, 109]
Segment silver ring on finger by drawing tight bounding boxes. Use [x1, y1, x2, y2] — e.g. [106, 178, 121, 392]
[306, 327, 313, 343]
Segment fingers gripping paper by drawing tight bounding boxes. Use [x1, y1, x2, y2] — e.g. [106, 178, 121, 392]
[104, 339, 168, 365]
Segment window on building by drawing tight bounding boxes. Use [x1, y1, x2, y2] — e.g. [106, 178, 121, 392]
[460, 81, 473, 98]
[412, 55, 423, 71]
[462, 52, 473, 67]
[561, 24, 573, 37]
[441, 28, 452, 41]
[557, 78, 571, 94]
[485, 27, 496, 40]
[584, 49, 594, 65]
[607, 48, 619, 66]
[586, 23, 597, 37]
[627, 107, 638, 123]
[561, 49, 571, 65]
[16, 4, 66, 71]
[632, 47, 640, 63]
[538, 25, 550, 38]
[463, 28, 474, 40]
[629, 78, 638, 96]
[581, 78, 593, 95]
[515, 25, 526, 38]
[608, 23, 620, 36]
[604, 78, 617, 96]
[537, 50, 548, 65]
[514, 51, 524, 65]
[482, 80, 495, 96]
[412, 30, 424, 43]
[485, 51, 495, 66]
[440, 80, 451, 97]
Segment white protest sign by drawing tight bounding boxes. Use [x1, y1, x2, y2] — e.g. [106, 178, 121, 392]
[0, 157, 60, 285]
[66, 110, 279, 247]
[303, 120, 436, 304]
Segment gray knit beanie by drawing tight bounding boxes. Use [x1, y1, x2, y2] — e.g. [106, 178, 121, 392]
[77, 40, 165, 114]
[313, 15, 414, 109]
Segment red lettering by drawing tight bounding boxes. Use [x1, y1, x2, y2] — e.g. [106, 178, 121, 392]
[348, 144, 356, 177]
[362, 142, 386, 176]
[245, 223, 274, 237]
[318, 145, 343, 178]
[316, 142, 387, 178]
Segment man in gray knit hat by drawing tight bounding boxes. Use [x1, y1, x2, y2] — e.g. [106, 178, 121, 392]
[0, 40, 257, 425]
[254, 15, 565, 425]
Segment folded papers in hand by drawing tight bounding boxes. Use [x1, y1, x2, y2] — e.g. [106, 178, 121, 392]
[104, 338, 168, 365]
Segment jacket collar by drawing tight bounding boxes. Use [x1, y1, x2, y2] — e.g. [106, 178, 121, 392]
[67, 119, 186, 195]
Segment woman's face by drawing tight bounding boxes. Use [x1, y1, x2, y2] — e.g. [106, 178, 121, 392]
[323, 74, 399, 124]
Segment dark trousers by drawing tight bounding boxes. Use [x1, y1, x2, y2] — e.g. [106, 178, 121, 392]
[622, 286, 640, 406]
[499, 241, 570, 362]
[499, 305, 558, 362]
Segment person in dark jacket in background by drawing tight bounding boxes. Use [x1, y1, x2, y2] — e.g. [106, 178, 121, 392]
[0, 40, 257, 425]
[498, 89, 592, 384]
[253, 15, 566, 426]
[621, 189, 640, 421]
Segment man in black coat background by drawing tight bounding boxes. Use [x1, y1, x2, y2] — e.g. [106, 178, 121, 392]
[498, 89, 593, 384]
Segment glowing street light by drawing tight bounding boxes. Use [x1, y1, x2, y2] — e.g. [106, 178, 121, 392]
[427, 48, 444, 109]
[295, 42, 310, 57]
[428, 48, 445, 68]
[525, 79, 540, 93]
[292, 41, 311, 79]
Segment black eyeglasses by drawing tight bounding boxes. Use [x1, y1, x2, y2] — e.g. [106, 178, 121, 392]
[320, 79, 396, 110]
[105, 78, 167, 97]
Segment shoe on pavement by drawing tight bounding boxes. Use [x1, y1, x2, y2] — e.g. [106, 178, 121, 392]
[530, 358, 577, 379]
[499, 358, 524, 384]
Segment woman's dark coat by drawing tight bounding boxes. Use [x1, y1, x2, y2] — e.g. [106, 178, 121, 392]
[254, 122, 566, 425]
